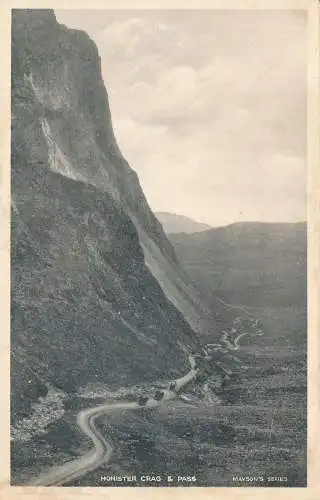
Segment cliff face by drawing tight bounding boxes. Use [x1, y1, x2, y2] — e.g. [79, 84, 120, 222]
[11, 9, 217, 419]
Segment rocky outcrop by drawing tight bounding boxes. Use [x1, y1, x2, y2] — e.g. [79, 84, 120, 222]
[11, 9, 218, 420]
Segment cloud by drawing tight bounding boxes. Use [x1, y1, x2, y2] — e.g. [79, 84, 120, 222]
[55, 9, 307, 225]
[100, 18, 150, 58]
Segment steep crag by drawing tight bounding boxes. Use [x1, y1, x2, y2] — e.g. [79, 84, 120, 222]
[11, 9, 216, 420]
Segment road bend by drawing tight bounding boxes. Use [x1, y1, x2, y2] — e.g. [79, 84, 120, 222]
[29, 355, 198, 486]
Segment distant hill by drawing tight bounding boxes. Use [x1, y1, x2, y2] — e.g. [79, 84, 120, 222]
[156, 212, 212, 234]
[168, 222, 307, 307]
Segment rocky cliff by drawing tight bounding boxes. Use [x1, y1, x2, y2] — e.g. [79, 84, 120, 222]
[11, 9, 219, 420]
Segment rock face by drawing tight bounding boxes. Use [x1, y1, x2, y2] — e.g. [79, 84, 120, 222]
[11, 9, 216, 419]
[156, 212, 212, 234]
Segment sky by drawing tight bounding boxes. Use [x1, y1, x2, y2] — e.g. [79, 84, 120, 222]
[55, 9, 307, 226]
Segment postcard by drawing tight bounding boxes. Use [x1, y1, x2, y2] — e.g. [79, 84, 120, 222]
[1, 1, 319, 499]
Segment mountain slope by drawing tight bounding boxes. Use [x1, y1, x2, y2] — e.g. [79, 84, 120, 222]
[156, 212, 212, 234]
[11, 11, 307, 487]
[12, 9, 216, 342]
[168, 222, 307, 307]
[11, 9, 218, 420]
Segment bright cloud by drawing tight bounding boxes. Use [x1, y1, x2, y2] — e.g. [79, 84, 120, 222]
[55, 9, 307, 226]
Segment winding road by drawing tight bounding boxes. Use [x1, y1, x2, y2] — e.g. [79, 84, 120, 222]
[29, 355, 198, 486]
[29, 319, 263, 487]
[221, 325, 264, 351]
[205, 312, 265, 375]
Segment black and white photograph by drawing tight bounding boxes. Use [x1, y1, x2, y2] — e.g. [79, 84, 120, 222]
[10, 7, 308, 488]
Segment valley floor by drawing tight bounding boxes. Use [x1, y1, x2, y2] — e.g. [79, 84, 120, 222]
[11, 303, 307, 487]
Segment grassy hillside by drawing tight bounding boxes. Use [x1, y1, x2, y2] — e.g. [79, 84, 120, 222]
[169, 222, 307, 307]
